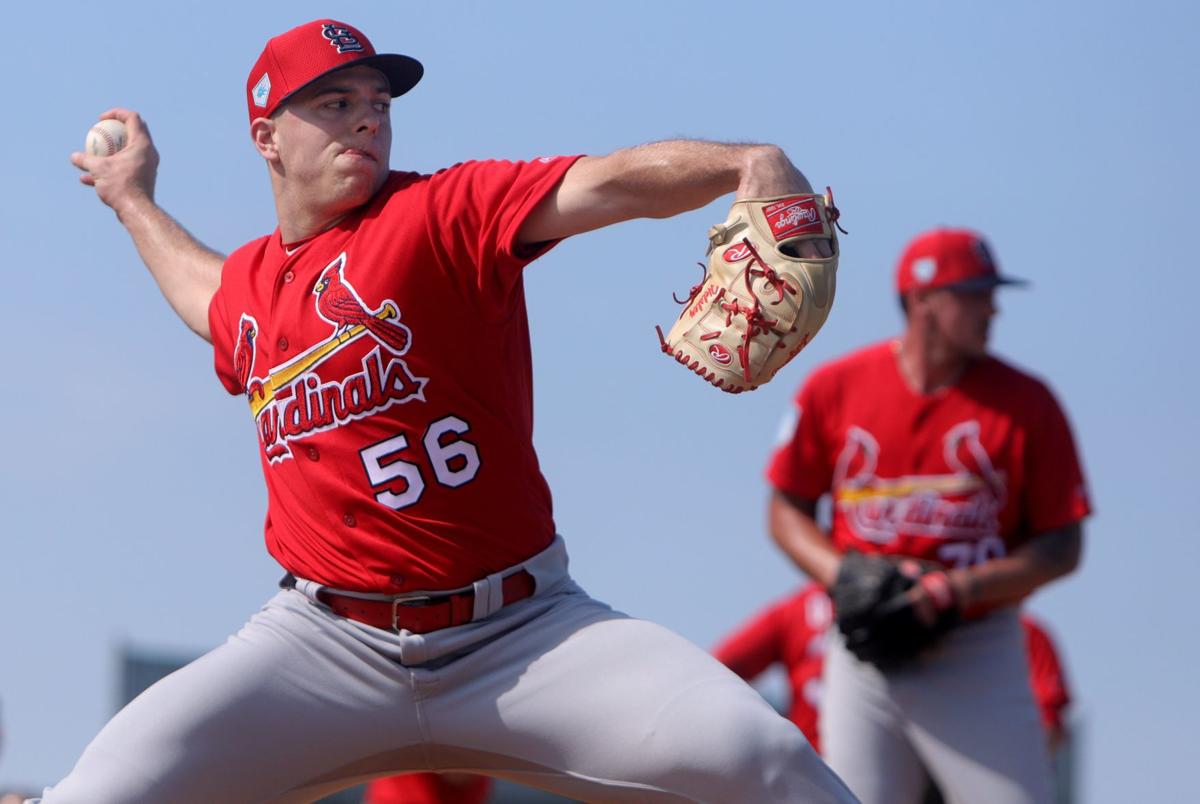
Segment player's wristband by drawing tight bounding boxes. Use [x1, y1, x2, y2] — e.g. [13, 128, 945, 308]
[918, 571, 957, 612]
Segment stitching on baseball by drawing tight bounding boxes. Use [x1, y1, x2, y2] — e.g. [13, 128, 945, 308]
[93, 126, 116, 155]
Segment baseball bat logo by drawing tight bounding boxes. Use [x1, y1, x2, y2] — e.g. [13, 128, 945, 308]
[832, 422, 1007, 545]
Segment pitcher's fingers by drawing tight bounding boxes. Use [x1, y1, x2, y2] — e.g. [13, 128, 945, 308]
[100, 108, 151, 142]
[70, 151, 97, 173]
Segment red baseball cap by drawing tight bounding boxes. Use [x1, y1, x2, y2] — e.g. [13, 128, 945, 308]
[895, 228, 1028, 293]
[245, 20, 423, 125]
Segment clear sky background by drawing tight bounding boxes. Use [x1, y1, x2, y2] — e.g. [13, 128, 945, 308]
[2, 1, 1196, 801]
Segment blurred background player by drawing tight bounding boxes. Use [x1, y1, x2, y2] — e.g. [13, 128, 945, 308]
[765, 228, 1090, 803]
[713, 583, 1074, 798]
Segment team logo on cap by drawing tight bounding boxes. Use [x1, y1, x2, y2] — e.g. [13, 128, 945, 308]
[252, 73, 271, 108]
[322, 23, 365, 54]
[912, 257, 937, 283]
[971, 239, 995, 272]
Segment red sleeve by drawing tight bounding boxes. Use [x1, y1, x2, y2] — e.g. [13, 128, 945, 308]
[765, 371, 837, 499]
[424, 156, 583, 314]
[207, 236, 272, 397]
[208, 285, 238, 396]
[713, 600, 789, 681]
[1022, 616, 1071, 733]
[208, 240, 269, 398]
[1023, 382, 1091, 532]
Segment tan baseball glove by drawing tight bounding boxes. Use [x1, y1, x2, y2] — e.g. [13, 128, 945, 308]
[657, 189, 842, 393]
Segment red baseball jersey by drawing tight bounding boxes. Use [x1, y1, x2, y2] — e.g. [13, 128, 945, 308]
[365, 772, 492, 804]
[713, 584, 832, 750]
[209, 157, 581, 593]
[767, 341, 1091, 567]
[1021, 614, 1071, 735]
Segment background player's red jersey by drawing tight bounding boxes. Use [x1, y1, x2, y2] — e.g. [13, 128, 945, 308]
[766, 341, 1090, 567]
[209, 159, 580, 593]
[1023, 615, 1071, 738]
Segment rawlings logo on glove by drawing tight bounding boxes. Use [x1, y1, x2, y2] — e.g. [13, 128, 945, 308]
[656, 189, 843, 393]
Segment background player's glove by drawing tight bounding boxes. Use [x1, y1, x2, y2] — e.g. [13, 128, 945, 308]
[657, 190, 842, 393]
[831, 551, 961, 669]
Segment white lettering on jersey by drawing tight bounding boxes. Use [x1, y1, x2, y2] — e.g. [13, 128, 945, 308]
[833, 420, 1007, 546]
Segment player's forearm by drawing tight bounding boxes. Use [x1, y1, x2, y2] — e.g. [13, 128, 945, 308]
[116, 197, 224, 343]
[591, 141, 812, 217]
[949, 523, 1083, 613]
[520, 142, 814, 243]
[768, 492, 841, 588]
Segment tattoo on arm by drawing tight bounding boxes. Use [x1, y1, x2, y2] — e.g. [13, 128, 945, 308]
[1025, 522, 1083, 577]
[779, 491, 819, 518]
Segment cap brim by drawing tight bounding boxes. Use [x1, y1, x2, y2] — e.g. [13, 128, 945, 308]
[273, 53, 424, 115]
[945, 274, 1029, 292]
[355, 53, 424, 98]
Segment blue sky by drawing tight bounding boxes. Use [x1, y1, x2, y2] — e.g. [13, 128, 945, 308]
[2, 2, 1197, 801]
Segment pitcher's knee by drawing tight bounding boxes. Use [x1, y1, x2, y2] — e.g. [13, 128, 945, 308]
[709, 705, 855, 802]
[719, 705, 817, 791]
[655, 687, 851, 802]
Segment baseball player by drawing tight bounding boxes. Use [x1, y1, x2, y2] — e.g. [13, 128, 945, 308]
[713, 584, 1073, 756]
[765, 228, 1090, 804]
[53, 18, 856, 804]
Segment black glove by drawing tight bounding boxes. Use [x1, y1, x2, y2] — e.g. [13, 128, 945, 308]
[831, 551, 960, 669]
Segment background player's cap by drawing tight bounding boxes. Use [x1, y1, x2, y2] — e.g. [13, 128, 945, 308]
[245, 19, 423, 125]
[895, 228, 1029, 293]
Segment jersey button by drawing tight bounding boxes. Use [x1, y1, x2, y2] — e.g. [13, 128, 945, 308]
[277, 336, 289, 351]
[305, 446, 320, 462]
[283, 270, 295, 284]
[343, 513, 357, 528]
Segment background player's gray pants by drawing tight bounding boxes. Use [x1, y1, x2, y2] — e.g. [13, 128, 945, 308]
[39, 538, 856, 803]
[820, 608, 1054, 804]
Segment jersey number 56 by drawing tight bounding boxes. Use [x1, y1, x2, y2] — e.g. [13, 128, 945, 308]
[358, 415, 480, 509]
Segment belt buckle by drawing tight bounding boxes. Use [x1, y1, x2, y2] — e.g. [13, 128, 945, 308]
[390, 593, 434, 632]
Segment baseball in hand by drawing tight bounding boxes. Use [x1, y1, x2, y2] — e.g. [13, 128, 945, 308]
[85, 119, 128, 157]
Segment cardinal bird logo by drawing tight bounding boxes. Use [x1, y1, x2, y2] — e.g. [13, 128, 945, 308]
[832, 423, 1006, 545]
[313, 253, 412, 354]
[235, 252, 428, 464]
[234, 314, 259, 393]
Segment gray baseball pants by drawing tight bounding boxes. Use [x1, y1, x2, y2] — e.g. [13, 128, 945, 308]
[37, 538, 856, 803]
[820, 608, 1054, 804]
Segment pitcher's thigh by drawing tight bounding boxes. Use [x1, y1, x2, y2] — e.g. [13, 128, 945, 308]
[43, 593, 422, 804]
[433, 602, 856, 803]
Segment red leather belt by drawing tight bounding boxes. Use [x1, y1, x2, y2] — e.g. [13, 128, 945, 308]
[317, 570, 536, 634]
